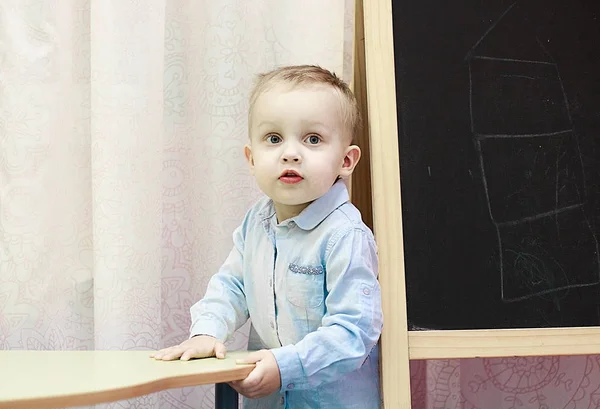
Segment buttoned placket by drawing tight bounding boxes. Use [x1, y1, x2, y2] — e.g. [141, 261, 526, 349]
[274, 220, 297, 408]
[272, 219, 299, 349]
[262, 215, 282, 345]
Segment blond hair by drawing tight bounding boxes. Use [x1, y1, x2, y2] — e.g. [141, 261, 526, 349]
[248, 65, 361, 142]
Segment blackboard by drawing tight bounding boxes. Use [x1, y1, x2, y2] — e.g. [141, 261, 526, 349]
[393, 0, 600, 330]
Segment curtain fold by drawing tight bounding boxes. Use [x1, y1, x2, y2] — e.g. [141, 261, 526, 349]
[90, 0, 165, 351]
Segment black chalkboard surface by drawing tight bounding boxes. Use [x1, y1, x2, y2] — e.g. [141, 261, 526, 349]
[394, 0, 600, 330]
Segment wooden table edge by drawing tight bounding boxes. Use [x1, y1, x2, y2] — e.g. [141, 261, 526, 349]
[0, 365, 255, 409]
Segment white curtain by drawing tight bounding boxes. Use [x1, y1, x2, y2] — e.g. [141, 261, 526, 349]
[0, 1, 355, 407]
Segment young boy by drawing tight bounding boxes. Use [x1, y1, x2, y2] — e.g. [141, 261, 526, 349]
[151, 65, 383, 409]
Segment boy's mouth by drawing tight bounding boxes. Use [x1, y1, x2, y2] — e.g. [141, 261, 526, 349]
[279, 170, 303, 184]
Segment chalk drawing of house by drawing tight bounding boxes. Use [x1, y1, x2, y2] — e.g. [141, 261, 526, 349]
[465, 2, 599, 302]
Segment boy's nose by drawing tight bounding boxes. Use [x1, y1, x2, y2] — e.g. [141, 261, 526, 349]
[282, 156, 300, 162]
[281, 148, 301, 163]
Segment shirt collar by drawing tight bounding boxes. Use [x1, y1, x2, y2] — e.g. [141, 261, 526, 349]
[294, 179, 349, 230]
[259, 179, 349, 231]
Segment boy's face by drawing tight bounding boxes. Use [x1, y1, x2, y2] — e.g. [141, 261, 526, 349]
[245, 83, 360, 221]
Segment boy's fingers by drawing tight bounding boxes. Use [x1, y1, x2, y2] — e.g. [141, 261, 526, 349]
[150, 348, 169, 359]
[242, 366, 262, 389]
[180, 348, 196, 361]
[236, 350, 263, 364]
[151, 340, 227, 361]
[232, 368, 263, 398]
[228, 381, 243, 395]
[214, 342, 227, 359]
[157, 346, 178, 357]
[163, 348, 185, 361]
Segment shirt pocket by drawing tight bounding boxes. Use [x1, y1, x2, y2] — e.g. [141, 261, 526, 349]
[286, 262, 325, 308]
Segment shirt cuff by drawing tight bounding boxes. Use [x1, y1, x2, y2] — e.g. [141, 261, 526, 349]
[189, 319, 227, 342]
[271, 344, 309, 392]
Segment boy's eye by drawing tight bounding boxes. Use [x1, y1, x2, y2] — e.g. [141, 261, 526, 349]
[306, 135, 321, 144]
[267, 134, 281, 144]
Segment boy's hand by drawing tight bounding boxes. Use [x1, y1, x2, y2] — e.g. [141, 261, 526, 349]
[149, 335, 226, 361]
[229, 350, 281, 399]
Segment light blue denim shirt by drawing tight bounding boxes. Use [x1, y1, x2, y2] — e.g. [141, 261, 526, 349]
[190, 180, 383, 409]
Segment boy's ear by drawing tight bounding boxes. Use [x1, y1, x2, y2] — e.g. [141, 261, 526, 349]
[244, 144, 255, 174]
[338, 145, 361, 178]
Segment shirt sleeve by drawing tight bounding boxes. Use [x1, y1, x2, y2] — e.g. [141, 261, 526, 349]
[271, 227, 383, 390]
[189, 222, 249, 343]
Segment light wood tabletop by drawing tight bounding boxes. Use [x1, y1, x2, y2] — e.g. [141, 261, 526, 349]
[0, 350, 254, 409]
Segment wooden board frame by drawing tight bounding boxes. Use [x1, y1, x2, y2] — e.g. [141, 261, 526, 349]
[353, 1, 412, 408]
[409, 327, 600, 360]
[352, 0, 600, 408]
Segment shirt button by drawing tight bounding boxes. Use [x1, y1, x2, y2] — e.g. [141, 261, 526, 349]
[270, 322, 275, 329]
[287, 383, 295, 390]
[363, 287, 371, 295]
